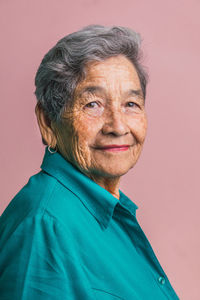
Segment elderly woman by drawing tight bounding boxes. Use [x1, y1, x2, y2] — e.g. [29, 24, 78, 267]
[0, 25, 179, 299]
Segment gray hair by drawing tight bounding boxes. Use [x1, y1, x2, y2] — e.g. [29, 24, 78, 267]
[34, 24, 148, 123]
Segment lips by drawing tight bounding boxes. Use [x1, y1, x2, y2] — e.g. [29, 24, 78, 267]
[95, 144, 130, 152]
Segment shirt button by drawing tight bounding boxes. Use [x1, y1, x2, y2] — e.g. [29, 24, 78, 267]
[158, 276, 166, 285]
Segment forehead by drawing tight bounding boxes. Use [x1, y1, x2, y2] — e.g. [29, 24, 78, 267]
[75, 55, 142, 96]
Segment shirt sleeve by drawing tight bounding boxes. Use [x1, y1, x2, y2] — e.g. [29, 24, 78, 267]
[0, 212, 93, 300]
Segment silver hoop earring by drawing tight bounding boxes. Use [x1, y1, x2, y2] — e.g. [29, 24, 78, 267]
[48, 145, 57, 154]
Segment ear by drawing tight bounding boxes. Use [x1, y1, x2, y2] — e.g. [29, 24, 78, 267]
[35, 102, 57, 147]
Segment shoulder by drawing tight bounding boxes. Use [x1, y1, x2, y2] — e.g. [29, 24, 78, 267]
[0, 170, 83, 240]
[1, 171, 56, 223]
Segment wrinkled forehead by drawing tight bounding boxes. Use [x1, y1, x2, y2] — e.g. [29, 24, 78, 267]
[74, 55, 142, 99]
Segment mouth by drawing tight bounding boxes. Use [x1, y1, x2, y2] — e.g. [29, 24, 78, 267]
[95, 144, 130, 152]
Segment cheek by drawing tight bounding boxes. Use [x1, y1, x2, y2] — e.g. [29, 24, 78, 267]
[71, 116, 103, 170]
[56, 123, 73, 154]
[73, 116, 102, 146]
[129, 115, 147, 142]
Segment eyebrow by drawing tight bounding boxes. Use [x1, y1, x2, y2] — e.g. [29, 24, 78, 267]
[128, 89, 143, 97]
[78, 86, 144, 102]
[78, 86, 105, 97]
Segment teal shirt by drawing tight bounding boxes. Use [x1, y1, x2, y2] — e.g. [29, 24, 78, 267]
[0, 147, 179, 299]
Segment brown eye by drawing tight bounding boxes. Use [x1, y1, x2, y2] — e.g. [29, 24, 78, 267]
[83, 101, 104, 117]
[85, 101, 99, 108]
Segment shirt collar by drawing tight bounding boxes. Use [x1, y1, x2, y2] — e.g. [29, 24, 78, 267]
[40, 147, 138, 230]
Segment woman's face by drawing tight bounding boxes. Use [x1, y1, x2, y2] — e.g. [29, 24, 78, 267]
[54, 55, 147, 179]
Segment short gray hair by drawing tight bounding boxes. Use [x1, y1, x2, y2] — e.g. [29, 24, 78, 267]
[34, 24, 148, 122]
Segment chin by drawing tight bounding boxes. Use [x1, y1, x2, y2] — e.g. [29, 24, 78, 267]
[91, 163, 135, 179]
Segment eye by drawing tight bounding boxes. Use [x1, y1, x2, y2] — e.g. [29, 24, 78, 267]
[85, 101, 99, 108]
[126, 101, 139, 108]
[123, 101, 142, 114]
[83, 101, 104, 117]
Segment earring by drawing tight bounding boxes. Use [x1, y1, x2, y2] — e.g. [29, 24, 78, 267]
[48, 145, 57, 154]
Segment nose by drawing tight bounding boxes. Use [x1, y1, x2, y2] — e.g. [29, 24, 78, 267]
[101, 109, 129, 136]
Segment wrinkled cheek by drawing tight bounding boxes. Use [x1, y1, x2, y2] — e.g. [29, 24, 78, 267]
[134, 117, 148, 143]
[72, 116, 103, 169]
[132, 143, 142, 157]
[72, 129, 92, 170]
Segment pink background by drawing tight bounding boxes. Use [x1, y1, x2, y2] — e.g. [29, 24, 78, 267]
[1, 0, 199, 298]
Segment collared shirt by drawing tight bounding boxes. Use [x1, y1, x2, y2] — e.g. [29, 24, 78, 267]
[0, 147, 179, 299]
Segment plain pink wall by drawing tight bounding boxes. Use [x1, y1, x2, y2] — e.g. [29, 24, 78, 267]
[1, 0, 199, 299]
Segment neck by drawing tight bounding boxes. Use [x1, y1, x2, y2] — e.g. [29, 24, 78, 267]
[62, 153, 121, 199]
[88, 174, 121, 199]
